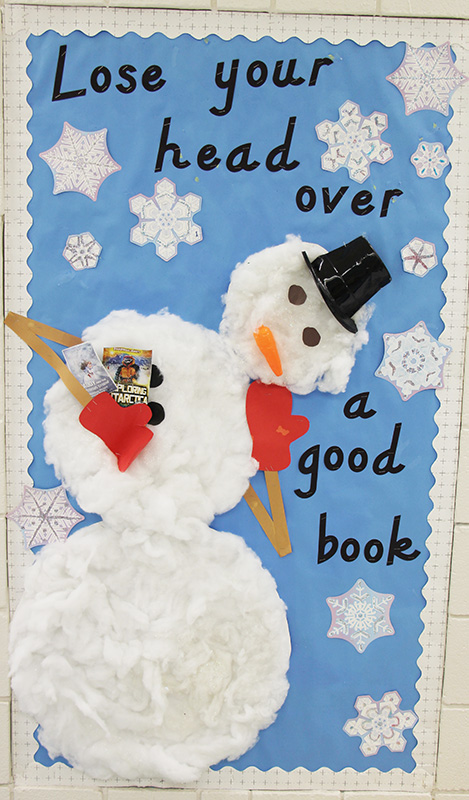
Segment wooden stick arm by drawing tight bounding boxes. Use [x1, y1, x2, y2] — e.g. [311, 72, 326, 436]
[4, 311, 91, 407]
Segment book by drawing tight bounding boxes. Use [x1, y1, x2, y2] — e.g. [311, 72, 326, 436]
[102, 347, 152, 407]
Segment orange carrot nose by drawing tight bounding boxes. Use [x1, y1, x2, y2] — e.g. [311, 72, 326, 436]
[253, 325, 283, 376]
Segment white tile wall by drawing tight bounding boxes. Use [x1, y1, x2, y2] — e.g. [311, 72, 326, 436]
[2, 2, 469, 800]
[107, 791, 198, 800]
[13, 789, 104, 800]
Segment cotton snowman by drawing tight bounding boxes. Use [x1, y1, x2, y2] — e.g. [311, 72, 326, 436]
[9, 235, 390, 783]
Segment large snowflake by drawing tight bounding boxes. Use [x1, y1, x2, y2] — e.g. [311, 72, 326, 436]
[386, 42, 468, 115]
[315, 100, 393, 184]
[343, 691, 417, 756]
[7, 485, 84, 549]
[375, 321, 451, 401]
[129, 177, 202, 261]
[326, 579, 394, 653]
[39, 122, 121, 201]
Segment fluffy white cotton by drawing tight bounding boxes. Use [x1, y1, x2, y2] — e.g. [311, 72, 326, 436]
[220, 236, 370, 395]
[43, 310, 256, 530]
[10, 521, 290, 782]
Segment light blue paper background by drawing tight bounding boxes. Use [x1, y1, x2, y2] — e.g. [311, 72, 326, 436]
[25, 31, 452, 774]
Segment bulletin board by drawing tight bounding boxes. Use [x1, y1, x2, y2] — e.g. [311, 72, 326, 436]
[4, 7, 469, 792]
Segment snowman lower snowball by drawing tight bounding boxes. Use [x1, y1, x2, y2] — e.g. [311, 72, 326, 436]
[9, 235, 389, 782]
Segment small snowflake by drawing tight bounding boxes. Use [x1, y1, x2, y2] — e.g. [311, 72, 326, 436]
[387, 42, 468, 115]
[63, 232, 102, 270]
[344, 691, 417, 756]
[39, 122, 121, 201]
[129, 177, 202, 261]
[316, 100, 393, 184]
[400, 238, 437, 277]
[375, 321, 451, 400]
[411, 141, 449, 179]
[7, 485, 84, 549]
[326, 579, 394, 653]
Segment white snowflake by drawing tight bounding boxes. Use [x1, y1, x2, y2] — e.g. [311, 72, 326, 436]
[400, 238, 437, 277]
[326, 579, 394, 653]
[410, 141, 449, 179]
[386, 42, 468, 115]
[40, 122, 121, 201]
[129, 178, 202, 261]
[375, 320, 451, 400]
[316, 100, 393, 184]
[344, 691, 417, 756]
[7, 485, 84, 549]
[63, 232, 102, 270]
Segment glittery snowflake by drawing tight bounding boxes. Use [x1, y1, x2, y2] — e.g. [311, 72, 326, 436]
[326, 579, 394, 653]
[39, 122, 121, 201]
[400, 238, 437, 277]
[129, 177, 202, 261]
[375, 321, 451, 401]
[7, 485, 84, 549]
[386, 42, 468, 115]
[343, 691, 417, 756]
[63, 232, 102, 270]
[315, 100, 393, 184]
[411, 141, 449, 179]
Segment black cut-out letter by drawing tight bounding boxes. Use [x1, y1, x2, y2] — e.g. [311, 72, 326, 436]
[197, 144, 221, 171]
[266, 117, 299, 172]
[142, 65, 165, 92]
[351, 190, 374, 216]
[373, 423, 405, 475]
[90, 66, 111, 93]
[380, 188, 403, 218]
[116, 65, 137, 94]
[52, 45, 86, 101]
[309, 57, 333, 85]
[246, 60, 268, 87]
[272, 59, 305, 87]
[226, 143, 260, 173]
[386, 515, 420, 565]
[322, 186, 349, 214]
[343, 392, 376, 419]
[317, 512, 338, 563]
[295, 444, 320, 498]
[154, 117, 191, 172]
[210, 60, 239, 117]
[296, 186, 316, 212]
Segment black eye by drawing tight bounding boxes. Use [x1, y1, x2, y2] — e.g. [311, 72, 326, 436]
[303, 327, 321, 347]
[288, 285, 307, 305]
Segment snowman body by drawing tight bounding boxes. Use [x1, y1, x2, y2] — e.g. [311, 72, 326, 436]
[10, 237, 373, 782]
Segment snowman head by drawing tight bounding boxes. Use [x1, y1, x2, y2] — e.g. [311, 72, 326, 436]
[220, 235, 389, 395]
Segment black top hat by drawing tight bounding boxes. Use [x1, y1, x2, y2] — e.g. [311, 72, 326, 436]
[302, 237, 391, 334]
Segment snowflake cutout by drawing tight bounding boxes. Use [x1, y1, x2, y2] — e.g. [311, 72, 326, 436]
[63, 232, 102, 270]
[129, 177, 202, 261]
[315, 100, 393, 184]
[411, 141, 449, 179]
[386, 42, 468, 115]
[7, 485, 84, 549]
[375, 321, 451, 401]
[344, 691, 417, 756]
[401, 238, 437, 277]
[39, 122, 121, 201]
[326, 579, 394, 653]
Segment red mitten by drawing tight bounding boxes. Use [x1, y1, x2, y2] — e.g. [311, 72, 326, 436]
[246, 381, 309, 471]
[79, 392, 153, 472]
